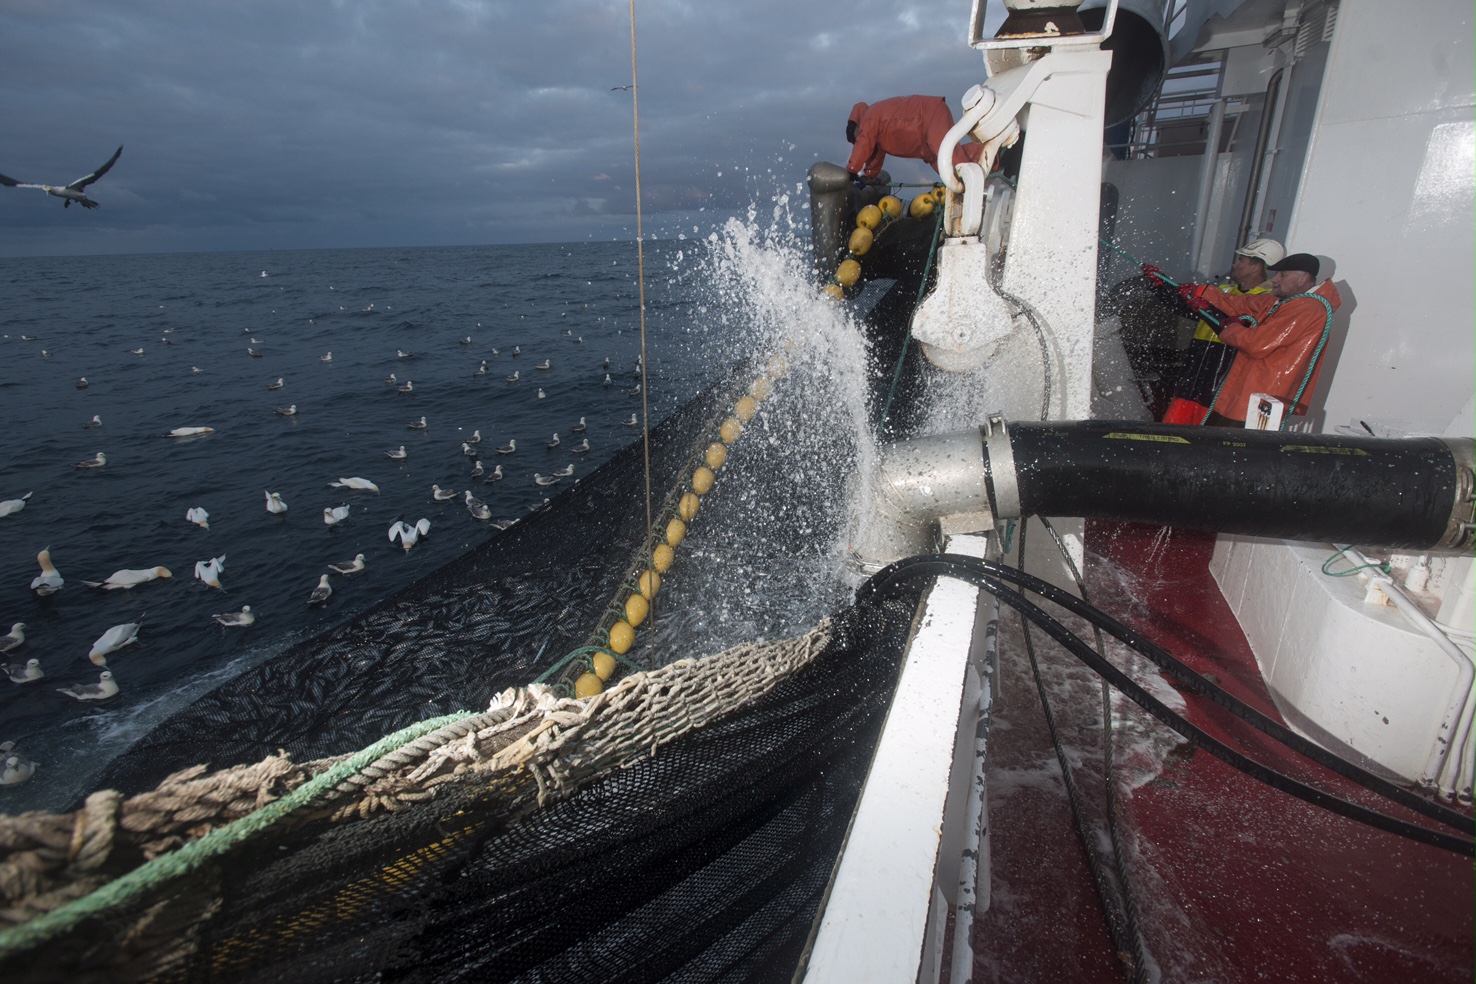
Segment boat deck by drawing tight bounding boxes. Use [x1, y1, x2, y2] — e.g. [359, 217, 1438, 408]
[973, 521, 1474, 982]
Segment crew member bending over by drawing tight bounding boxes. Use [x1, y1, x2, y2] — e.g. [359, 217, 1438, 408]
[1177, 252, 1341, 427]
[846, 96, 985, 181]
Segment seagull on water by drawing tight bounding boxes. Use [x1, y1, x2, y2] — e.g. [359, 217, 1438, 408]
[268, 377, 284, 391]
[505, 370, 520, 382]
[275, 405, 297, 416]
[186, 506, 210, 529]
[512, 345, 521, 356]
[553, 463, 575, 478]
[58, 670, 118, 701]
[76, 377, 89, 389]
[571, 417, 587, 433]
[385, 372, 397, 385]
[537, 388, 546, 399]
[533, 473, 560, 487]
[89, 620, 143, 664]
[247, 347, 262, 358]
[1, 745, 36, 785]
[328, 554, 366, 575]
[166, 426, 215, 437]
[535, 359, 551, 370]
[0, 145, 123, 209]
[0, 623, 25, 653]
[466, 429, 481, 444]
[622, 414, 638, 426]
[496, 439, 516, 455]
[308, 574, 332, 606]
[485, 464, 504, 483]
[396, 349, 413, 359]
[130, 347, 144, 356]
[265, 490, 288, 514]
[462, 442, 478, 458]
[603, 374, 612, 387]
[320, 351, 333, 363]
[460, 336, 472, 345]
[389, 517, 431, 551]
[0, 491, 32, 517]
[464, 490, 492, 520]
[212, 606, 255, 627]
[4, 659, 42, 685]
[474, 361, 487, 376]
[546, 433, 560, 448]
[571, 438, 590, 454]
[323, 504, 351, 525]
[83, 567, 171, 589]
[84, 414, 102, 428]
[397, 380, 414, 393]
[31, 549, 63, 595]
[329, 477, 379, 491]
[431, 484, 457, 501]
[386, 446, 408, 460]
[408, 415, 427, 429]
[470, 460, 485, 478]
[75, 452, 107, 469]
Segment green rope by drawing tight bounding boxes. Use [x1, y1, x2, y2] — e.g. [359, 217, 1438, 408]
[875, 204, 945, 439]
[0, 710, 476, 959]
[1322, 547, 1390, 578]
[1200, 291, 1332, 429]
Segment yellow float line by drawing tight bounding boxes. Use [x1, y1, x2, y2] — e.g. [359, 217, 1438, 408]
[821, 188, 942, 300]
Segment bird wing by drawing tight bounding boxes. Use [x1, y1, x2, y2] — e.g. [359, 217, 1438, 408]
[67, 146, 123, 191]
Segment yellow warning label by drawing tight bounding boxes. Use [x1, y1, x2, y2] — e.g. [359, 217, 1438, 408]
[1280, 445, 1369, 455]
[1104, 432, 1191, 444]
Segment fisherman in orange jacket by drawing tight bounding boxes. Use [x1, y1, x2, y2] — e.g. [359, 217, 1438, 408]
[1176, 253, 1341, 427]
[846, 96, 986, 181]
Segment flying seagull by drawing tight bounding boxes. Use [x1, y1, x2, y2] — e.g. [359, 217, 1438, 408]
[0, 146, 123, 209]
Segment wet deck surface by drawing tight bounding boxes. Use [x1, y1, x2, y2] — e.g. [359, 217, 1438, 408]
[973, 521, 1473, 982]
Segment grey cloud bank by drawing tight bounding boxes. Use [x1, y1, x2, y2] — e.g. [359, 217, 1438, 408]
[0, 1, 1002, 257]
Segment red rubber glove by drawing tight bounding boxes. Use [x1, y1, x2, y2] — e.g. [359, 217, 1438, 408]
[1141, 263, 1168, 285]
[1177, 282, 1213, 312]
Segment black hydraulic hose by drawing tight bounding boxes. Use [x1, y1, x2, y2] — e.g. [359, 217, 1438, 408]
[995, 421, 1470, 550]
[857, 556, 1476, 856]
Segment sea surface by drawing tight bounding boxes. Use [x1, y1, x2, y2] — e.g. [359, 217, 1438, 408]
[0, 239, 754, 809]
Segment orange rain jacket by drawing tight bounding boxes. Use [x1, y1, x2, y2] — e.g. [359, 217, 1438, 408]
[1209, 279, 1341, 420]
[846, 96, 985, 178]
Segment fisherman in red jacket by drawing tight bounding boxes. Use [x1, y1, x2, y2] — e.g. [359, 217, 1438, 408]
[846, 96, 986, 181]
[1176, 252, 1341, 427]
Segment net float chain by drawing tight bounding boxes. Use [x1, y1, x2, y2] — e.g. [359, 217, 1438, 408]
[573, 374, 774, 699]
[822, 188, 945, 300]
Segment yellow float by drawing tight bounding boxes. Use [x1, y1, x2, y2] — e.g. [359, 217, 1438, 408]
[609, 619, 635, 654]
[692, 466, 715, 495]
[591, 652, 616, 681]
[574, 672, 604, 698]
[719, 417, 743, 445]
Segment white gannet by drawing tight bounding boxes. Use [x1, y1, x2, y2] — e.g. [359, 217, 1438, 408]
[603, 374, 613, 387]
[323, 504, 351, 525]
[0, 623, 26, 652]
[553, 463, 575, 478]
[386, 446, 408, 460]
[320, 351, 333, 362]
[397, 380, 414, 393]
[265, 491, 288, 514]
[275, 404, 297, 416]
[212, 605, 255, 627]
[4, 657, 42, 684]
[571, 417, 587, 433]
[546, 433, 560, 448]
[31, 548, 63, 595]
[384, 372, 397, 385]
[75, 452, 107, 469]
[57, 670, 119, 701]
[186, 506, 210, 529]
[466, 429, 481, 444]
[462, 442, 477, 458]
[464, 490, 492, 520]
[535, 360, 551, 370]
[328, 553, 366, 575]
[76, 377, 88, 389]
[0, 145, 122, 208]
[496, 439, 516, 455]
[388, 517, 431, 551]
[485, 464, 504, 483]
[533, 473, 560, 487]
[89, 620, 143, 663]
[247, 347, 262, 358]
[308, 574, 332, 606]
[166, 426, 215, 437]
[2, 746, 36, 785]
[82, 567, 171, 590]
[622, 414, 638, 426]
[537, 388, 546, 399]
[396, 349, 413, 359]
[431, 484, 457, 501]
[571, 438, 590, 454]
[268, 377, 284, 390]
[329, 477, 380, 492]
[505, 370, 519, 382]
[0, 491, 32, 517]
[84, 414, 102, 428]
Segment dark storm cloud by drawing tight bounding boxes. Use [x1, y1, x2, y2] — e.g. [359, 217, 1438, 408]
[0, 0, 1002, 256]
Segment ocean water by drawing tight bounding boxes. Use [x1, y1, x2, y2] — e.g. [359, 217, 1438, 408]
[0, 239, 737, 807]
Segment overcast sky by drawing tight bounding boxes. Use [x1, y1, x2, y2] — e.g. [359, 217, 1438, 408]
[0, 1, 1008, 257]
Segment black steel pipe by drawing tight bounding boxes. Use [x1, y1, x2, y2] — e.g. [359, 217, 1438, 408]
[987, 420, 1473, 551]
